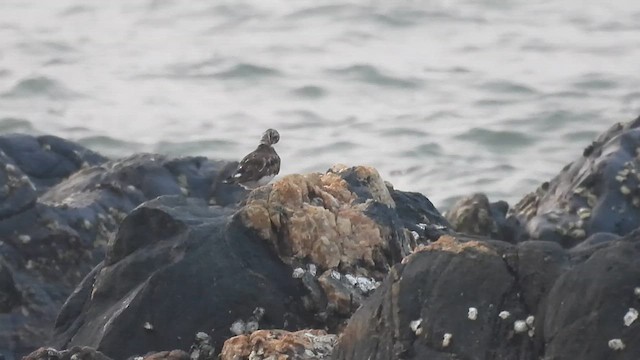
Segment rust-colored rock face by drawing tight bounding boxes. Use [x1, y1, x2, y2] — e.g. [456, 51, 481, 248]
[220, 329, 336, 360]
[142, 350, 190, 360]
[509, 119, 640, 246]
[239, 166, 394, 274]
[237, 165, 419, 327]
[414, 235, 495, 256]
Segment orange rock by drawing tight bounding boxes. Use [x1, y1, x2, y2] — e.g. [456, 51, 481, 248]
[143, 350, 190, 360]
[239, 166, 393, 273]
[220, 329, 336, 360]
[412, 235, 495, 256]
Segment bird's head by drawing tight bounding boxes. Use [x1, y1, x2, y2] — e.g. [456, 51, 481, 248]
[260, 128, 280, 145]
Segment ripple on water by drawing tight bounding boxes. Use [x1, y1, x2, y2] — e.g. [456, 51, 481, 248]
[474, 98, 521, 107]
[511, 110, 594, 132]
[16, 40, 76, 55]
[297, 141, 357, 157]
[76, 136, 145, 158]
[424, 66, 471, 74]
[572, 74, 618, 91]
[389, 165, 421, 176]
[166, 57, 226, 75]
[1, 76, 78, 99]
[400, 142, 443, 157]
[43, 58, 79, 67]
[562, 130, 599, 142]
[137, 61, 280, 80]
[456, 128, 536, 152]
[0, 117, 34, 132]
[59, 5, 94, 16]
[285, 4, 359, 20]
[277, 110, 327, 129]
[384, 127, 430, 137]
[291, 85, 327, 99]
[363, 8, 433, 28]
[154, 139, 236, 157]
[425, 110, 462, 121]
[477, 80, 538, 95]
[328, 64, 421, 89]
[214, 63, 281, 80]
[63, 126, 92, 135]
[540, 90, 590, 99]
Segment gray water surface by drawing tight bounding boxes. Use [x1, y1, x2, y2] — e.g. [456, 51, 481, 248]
[1, 0, 639, 209]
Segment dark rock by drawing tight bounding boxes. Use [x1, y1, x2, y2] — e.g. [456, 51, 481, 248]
[0, 258, 20, 312]
[511, 116, 640, 246]
[389, 187, 452, 241]
[51, 195, 309, 359]
[332, 236, 531, 360]
[0, 134, 240, 358]
[22, 346, 113, 360]
[331, 234, 640, 360]
[570, 232, 621, 252]
[239, 165, 449, 329]
[50, 165, 448, 359]
[446, 193, 522, 242]
[540, 238, 640, 360]
[0, 134, 106, 194]
[188, 332, 215, 360]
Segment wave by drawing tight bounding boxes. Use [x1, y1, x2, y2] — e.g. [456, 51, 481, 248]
[0, 117, 34, 132]
[455, 128, 536, 151]
[1, 76, 79, 99]
[328, 64, 421, 89]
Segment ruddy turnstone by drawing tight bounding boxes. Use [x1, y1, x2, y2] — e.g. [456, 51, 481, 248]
[223, 128, 281, 189]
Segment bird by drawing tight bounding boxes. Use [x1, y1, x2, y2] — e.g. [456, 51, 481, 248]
[223, 128, 281, 189]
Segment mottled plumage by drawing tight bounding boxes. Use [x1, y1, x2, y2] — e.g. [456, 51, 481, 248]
[224, 129, 281, 189]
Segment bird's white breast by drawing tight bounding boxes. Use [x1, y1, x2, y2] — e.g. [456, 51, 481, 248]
[257, 174, 275, 186]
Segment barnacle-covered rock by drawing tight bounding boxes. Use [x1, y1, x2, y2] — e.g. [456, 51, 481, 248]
[446, 193, 520, 241]
[0, 134, 240, 358]
[239, 165, 450, 325]
[22, 346, 113, 360]
[50, 165, 447, 359]
[51, 196, 305, 359]
[511, 116, 640, 247]
[331, 233, 640, 360]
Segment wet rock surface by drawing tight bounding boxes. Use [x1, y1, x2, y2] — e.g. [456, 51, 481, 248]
[12, 117, 640, 360]
[238, 165, 450, 328]
[51, 195, 302, 359]
[511, 116, 640, 246]
[49, 164, 446, 359]
[445, 193, 519, 242]
[22, 346, 113, 360]
[541, 235, 640, 360]
[0, 134, 239, 359]
[0, 134, 107, 195]
[331, 234, 640, 360]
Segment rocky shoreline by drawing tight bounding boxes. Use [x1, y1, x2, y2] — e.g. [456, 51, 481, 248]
[2, 117, 640, 359]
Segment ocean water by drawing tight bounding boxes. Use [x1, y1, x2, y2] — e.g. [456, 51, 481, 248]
[1, 0, 639, 210]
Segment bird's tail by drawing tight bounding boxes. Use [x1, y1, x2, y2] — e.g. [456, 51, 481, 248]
[222, 173, 242, 184]
[221, 162, 242, 185]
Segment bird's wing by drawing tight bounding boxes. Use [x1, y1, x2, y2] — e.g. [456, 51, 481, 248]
[271, 152, 280, 175]
[230, 150, 280, 183]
